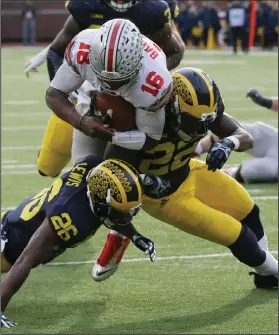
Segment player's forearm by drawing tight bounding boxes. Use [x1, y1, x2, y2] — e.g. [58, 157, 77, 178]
[46, 48, 64, 81]
[1, 256, 33, 312]
[272, 98, 278, 112]
[166, 48, 184, 70]
[227, 128, 254, 152]
[113, 222, 138, 240]
[166, 30, 185, 70]
[46, 87, 81, 129]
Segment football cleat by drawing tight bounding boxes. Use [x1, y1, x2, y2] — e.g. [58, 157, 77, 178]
[249, 271, 278, 289]
[92, 232, 130, 282]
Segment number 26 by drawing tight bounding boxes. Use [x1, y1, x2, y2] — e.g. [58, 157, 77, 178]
[141, 71, 164, 97]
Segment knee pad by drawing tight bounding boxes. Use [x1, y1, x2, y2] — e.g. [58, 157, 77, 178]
[229, 225, 266, 267]
[241, 204, 264, 241]
[37, 113, 73, 177]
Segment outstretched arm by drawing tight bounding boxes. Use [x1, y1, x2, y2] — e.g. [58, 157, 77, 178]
[1, 218, 58, 313]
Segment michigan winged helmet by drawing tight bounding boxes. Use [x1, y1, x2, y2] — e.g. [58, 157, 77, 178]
[86, 159, 143, 225]
[170, 67, 220, 137]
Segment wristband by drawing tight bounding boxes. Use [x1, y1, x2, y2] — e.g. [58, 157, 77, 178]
[226, 136, 240, 150]
[112, 131, 146, 150]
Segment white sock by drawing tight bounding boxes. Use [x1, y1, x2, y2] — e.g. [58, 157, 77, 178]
[195, 142, 204, 155]
[254, 251, 278, 277]
[258, 234, 269, 251]
[110, 230, 125, 238]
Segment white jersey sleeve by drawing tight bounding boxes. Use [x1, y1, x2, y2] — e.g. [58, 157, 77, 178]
[50, 29, 99, 94]
[122, 36, 173, 111]
[50, 62, 85, 94]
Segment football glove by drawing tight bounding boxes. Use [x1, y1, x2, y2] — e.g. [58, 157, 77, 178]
[246, 89, 272, 109]
[24, 46, 50, 78]
[132, 234, 156, 262]
[1, 314, 17, 328]
[141, 174, 172, 199]
[206, 138, 235, 172]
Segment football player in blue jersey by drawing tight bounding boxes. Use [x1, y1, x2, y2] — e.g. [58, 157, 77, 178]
[24, 0, 185, 179]
[1, 156, 156, 328]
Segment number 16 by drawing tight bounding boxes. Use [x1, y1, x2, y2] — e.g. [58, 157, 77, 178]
[141, 71, 164, 97]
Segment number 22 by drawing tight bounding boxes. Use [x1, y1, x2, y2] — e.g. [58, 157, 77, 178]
[141, 71, 164, 97]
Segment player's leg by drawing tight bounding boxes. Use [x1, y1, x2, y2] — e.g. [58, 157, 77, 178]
[37, 113, 73, 177]
[192, 159, 277, 287]
[143, 186, 277, 284]
[239, 157, 278, 183]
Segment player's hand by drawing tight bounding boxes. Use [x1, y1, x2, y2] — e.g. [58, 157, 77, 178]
[24, 50, 47, 78]
[132, 234, 156, 262]
[1, 314, 17, 328]
[141, 174, 172, 199]
[80, 115, 115, 141]
[246, 89, 262, 103]
[206, 138, 235, 172]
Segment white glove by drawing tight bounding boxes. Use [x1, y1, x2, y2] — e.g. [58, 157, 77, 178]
[1, 314, 17, 328]
[24, 45, 50, 78]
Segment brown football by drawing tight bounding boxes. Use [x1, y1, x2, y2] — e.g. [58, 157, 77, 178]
[94, 92, 136, 131]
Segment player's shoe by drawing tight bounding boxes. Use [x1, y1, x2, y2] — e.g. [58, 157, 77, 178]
[92, 232, 130, 282]
[249, 271, 278, 289]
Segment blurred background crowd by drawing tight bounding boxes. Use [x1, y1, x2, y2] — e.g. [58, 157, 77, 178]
[174, 0, 278, 51]
[2, 0, 278, 51]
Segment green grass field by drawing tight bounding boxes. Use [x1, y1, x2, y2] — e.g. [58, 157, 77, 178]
[1, 47, 278, 334]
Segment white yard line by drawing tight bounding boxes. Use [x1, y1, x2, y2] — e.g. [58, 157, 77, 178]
[45, 250, 278, 266]
[2, 164, 37, 169]
[181, 60, 247, 65]
[2, 160, 18, 164]
[2, 126, 45, 131]
[3, 100, 40, 105]
[1, 145, 40, 151]
[253, 196, 278, 200]
[3, 112, 48, 118]
[1, 195, 277, 211]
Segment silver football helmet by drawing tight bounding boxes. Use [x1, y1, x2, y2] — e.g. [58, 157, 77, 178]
[103, 0, 141, 12]
[89, 19, 144, 95]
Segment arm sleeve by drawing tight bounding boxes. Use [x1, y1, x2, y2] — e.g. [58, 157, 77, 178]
[147, 1, 171, 34]
[135, 107, 165, 140]
[50, 62, 84, 94]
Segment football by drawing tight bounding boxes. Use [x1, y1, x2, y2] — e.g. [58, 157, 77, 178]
[94, 92, 136, 131]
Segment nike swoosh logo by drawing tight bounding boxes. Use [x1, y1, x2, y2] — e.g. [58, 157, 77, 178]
[95, 268, 114, 276]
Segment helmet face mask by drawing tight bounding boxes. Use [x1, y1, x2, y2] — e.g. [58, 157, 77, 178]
[103, 0, 141, 12]
[87, 187, 141, 227]
[97, 70, 140, 96]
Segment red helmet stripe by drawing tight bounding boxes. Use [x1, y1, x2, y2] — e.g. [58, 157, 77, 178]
[107, 20, 122, 72]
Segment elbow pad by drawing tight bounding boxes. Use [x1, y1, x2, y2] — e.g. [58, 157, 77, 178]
[47, 48, 64, 81]
[112, 131, 146, 150]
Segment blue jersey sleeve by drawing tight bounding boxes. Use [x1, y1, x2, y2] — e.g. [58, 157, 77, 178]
[65, 0, 94, 30]
[165, 0, 179, 19]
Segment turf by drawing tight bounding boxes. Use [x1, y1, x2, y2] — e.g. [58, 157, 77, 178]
[1, 47, 278, 334]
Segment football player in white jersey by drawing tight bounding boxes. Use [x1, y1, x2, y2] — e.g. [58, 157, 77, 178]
[46, 19, 173, 164]
[194, 121, 278, 183]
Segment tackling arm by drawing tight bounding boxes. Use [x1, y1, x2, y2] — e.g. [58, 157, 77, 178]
[1, 218, 58, 313]
[24, 15, 80, 79]
[47, 15, 81, 80]
[210, 113, 254, 152]
[151, 23, 185, 70]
